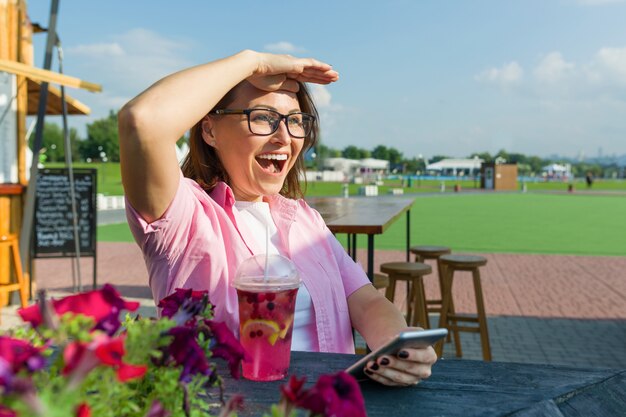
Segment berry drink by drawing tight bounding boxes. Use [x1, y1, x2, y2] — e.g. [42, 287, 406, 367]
[236, 287, 299, 381]
[233, 254, 301, 381]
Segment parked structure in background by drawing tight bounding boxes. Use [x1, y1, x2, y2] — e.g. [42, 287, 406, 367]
[480, 162, 518, 191]
[541, 163, 572, 180]
[425, 158, 484, 177]
[320, 157, 390, 182]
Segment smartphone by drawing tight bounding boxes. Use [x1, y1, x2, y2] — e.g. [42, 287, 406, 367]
[346, 328, 448, 378]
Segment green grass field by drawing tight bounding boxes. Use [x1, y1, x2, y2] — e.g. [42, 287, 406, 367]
[45, 162, 626, 196]
[98, 193, 626, 256]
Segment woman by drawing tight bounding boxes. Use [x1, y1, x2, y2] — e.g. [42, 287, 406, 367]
[119, 50, 437, 386]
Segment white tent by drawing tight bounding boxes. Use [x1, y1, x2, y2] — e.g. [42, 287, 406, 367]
[360, 158, 389, 170]
[542, 163, 572, 178]
[426, 158, 483, 175]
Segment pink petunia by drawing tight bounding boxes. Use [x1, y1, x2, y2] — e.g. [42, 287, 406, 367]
[63, 334, 146, 386]
[143, 401, 171, 417]
[158, 288, 211, 320]
[95, 337, 147, 382]
[18, 284, 140, 335]
[204, 320, 249, 380]
[297, 372, 367, 417]
[76, 403, 91, 417]
[0, 336, 46, 390]
[0, 405, 17, 417]
[280, 375, 307, 403]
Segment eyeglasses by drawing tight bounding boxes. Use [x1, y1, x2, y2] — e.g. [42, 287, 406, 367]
[211, 108, 315, 138]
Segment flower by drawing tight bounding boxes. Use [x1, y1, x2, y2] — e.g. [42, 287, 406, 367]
[297, 372, 367, 417]
[0, 337, 46, 375]
[0, 405, 17, 417]
[280, 375, 307, 403]
[165, 326, 212, 383]
[76, 403, 91, 417]
[1, 285, 367, 417]
[158, 288, 211, 321]
[204, 320, 249, 379]
[18, 284, 140, 335]
[0, 337, 45, 393]
[94, 336, 147, 382]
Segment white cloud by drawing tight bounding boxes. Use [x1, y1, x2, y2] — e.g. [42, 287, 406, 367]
[263, 41, 306, 54]
[65, 28, 193, 98]
[475, 61, 524, 85]
[309, 84, 332, 108]
[596, 47, 626, 83]
[66, 43, 124, 57]
[578, 0, 626, 5]
[534, 52, 575, 83]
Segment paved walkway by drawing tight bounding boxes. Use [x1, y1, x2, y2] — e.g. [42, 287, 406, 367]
[2, 243, 625, 369]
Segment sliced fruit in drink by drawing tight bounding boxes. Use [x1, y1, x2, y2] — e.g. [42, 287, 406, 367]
[241, 319, 281, 345]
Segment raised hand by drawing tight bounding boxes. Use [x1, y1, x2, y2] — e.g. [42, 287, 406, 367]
[248, 52, 339, 92]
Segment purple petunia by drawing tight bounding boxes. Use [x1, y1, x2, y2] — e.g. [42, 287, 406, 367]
[166, 326, 212, 382]
[158, 288, 211, 321]
[204, 320, 249, 380]
[296, 372, 367, 417]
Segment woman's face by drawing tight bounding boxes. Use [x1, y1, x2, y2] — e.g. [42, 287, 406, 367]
[204, 83, 305, 202]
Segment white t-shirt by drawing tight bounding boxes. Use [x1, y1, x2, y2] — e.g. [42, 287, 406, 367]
[234, 200, 317, 351]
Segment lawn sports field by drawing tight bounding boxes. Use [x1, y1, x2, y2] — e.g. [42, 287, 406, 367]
[46, 163, 626, 196]
[99, 193, 626, 256]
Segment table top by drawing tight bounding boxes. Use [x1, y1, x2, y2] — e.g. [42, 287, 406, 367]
[306, 197, 415, 234]
[211, 351, 626, 417]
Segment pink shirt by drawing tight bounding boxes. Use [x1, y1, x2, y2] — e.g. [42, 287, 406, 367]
[126, 173, 370, 354]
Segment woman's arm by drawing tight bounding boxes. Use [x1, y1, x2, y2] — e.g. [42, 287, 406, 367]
[118, 50, 337, 223]
[348, 285, 437, 386]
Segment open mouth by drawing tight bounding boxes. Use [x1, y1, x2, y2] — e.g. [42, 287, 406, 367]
[256, 153, 288, 175]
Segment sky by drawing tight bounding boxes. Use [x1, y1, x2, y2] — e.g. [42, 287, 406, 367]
[25, 0, 626, 161]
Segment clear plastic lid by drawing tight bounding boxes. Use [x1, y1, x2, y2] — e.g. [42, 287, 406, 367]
[233, 254, 300, 292]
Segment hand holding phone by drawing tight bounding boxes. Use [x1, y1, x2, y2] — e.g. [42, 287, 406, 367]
[346, 328, 447, 379]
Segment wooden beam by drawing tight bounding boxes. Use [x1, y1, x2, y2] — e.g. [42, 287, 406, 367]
[0, 58, 102, 92]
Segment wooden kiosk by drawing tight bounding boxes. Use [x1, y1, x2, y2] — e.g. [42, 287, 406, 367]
[1, 0, 100, 307]
[480, 162, 518, 191]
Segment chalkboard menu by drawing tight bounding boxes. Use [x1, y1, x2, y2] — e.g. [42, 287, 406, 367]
[34, 168, 97, 257]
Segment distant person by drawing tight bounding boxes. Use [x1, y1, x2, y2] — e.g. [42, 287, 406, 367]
[118, 50, 436, 386]
[585, 172, 594, 188]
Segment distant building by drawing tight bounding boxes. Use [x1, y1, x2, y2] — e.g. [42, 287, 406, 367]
[425, 158, 483, 176]
[322, 157, 389, 180]
[480, 163, 518, 191]
[542, 163, 572, 179]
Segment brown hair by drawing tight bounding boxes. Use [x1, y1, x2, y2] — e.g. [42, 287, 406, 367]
[181, 81, 319, 199]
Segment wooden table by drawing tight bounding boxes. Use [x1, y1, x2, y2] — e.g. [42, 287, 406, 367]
[212, 351, 626, 416]
[306, 197, 415, 280]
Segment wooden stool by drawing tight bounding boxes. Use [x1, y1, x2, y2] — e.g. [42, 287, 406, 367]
[0, 234, 29, 324]
[410, 245, 457, 343]
[409, 245, 452, 315]
[436, 254, 491, 361]
[381, 262, 432, 328]
[372, 273, 389, 290]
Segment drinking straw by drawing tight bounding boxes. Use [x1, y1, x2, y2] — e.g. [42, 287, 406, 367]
[264, 223, 269, 282]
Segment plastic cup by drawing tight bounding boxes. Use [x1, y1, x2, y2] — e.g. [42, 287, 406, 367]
[233, 254, 300, 381]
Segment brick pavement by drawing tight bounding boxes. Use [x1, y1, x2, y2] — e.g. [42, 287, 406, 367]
[2, 243, 625, 369]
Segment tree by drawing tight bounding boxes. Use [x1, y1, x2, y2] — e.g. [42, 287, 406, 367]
[429, 155, 450, 164]
[371, 145, 390, 161]
[469, 152, 492, 163]
[388, 147, 403, 165]
[342, 146, 370, 159]
[80, 110, 120, 162]
[29, 122, 81, 162]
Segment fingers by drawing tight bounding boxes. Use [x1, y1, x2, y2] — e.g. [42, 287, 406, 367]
[398, 346, 438, 366]
[364, 347, 437, 387]
[289, 68, 339, 85]
[253, 52, 339, 86]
